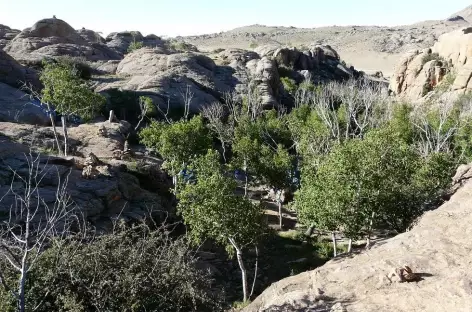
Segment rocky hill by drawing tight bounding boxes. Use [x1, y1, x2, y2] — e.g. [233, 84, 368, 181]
[0, 120, 173, 231]
[243, 165, 472, 312]
[390, 26, 472, 100]
[450, 5, 472, 23]
[0, 17, 372, 115]
[182, 9, 471, 76]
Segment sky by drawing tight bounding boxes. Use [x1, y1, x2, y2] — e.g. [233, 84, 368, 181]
[0, 0, 471, 37]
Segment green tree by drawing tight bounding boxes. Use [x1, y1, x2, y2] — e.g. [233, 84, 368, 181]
[40, 61, 105, 122]
[232, 110, 291, 195]
[139, 115, 211, 191]
[178, 150, 266, 302]
[258, 144, 293, 229]
[296, 123, 454, 254]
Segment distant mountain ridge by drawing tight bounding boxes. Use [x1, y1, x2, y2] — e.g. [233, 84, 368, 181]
[451, 5, 472, 23]
[182, 5, 472, 75]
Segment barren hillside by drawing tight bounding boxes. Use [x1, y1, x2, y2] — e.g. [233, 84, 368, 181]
[183, 9, 471, 76]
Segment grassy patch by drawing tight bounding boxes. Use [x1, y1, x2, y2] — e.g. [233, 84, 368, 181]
[232, 300, 251, 310]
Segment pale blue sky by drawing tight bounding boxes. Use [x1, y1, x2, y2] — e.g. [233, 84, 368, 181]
[0, 0, 470, 37]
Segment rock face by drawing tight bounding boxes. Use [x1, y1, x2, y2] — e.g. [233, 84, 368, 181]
[95, 48, 228, 112]
[244, 168, 472, 312]
[105, 31, 166, 55]
[390, 27, 472, 100]
[77, 28, 105, 44]
[0, 24, 20, 49]
[450, 5, 472, 23]
[0, 122, 173, 229]
[0, 83, 50, 125]
[389, 49, 446, 100]
[0, 49, 40, 88]
[5, 18, 122, 63]
[94, 43, 359, 112]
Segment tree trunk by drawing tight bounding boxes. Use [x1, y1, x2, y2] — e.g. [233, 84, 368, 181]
[47, 106, 62, 156]
[332, 232, 337, 258]
[366, 211, 375, 249]
[18, 262, 27, 312]
[249, 245, 259, 299]
[18, 209, 30, 312]
[61, 116, 68, 157]
[230, 239, 248, 302]
[173, 175, 178, 194]
[278, 201, 283, 230]
[243, 159, 248, 197]
[347, 238, 352, 253]
[108, 110, 115, 123]
[221, 143, 227, 164]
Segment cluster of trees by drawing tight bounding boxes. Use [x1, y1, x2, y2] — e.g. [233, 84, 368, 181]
[139, 78, 469, 262]
[6, 57, 471, 309]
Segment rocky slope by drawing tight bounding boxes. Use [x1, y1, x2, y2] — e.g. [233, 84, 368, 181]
[0, 17, 369, 115]
[389, 26, 472, 100]
[0, 24, 20, 50]
[0, 49, 39, 89]
[243, 166, 472, 312]
[4, 18, 122, 63]
[450, 5, 472, 23]
[0, 121, 173, 230]
[92, 43, 363, 112]
[182, 9, 471, 75]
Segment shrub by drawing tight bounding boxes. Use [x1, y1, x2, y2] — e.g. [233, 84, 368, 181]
[249, 42, 258, 49]
[277, 65, 293, 78]
[127, 40, 144, 53]
[422, 52, 445, 65]
[139, 115, 212, 177]
[0, 224, 223, 312]
[168, 40, 198, 53]
[103, 89, 157, 124]
[40, 61, 106, 121]
[281, 77, 297, 95]
[54, 55, 93, 79]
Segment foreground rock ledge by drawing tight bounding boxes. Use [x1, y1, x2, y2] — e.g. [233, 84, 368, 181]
[244, 178, 472, 312]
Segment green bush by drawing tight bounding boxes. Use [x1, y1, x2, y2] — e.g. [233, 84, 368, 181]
[249, 42, 258, 49]
[168, 40, 198, 53]
[40, 61, 106, 121]
[281, 77, 297, 95]
[422, 52, 445, 65]
[127, 40, 144, 53]
[0, 224, 223, 312]
[139, 115, 212, 176]
[277, 65, 293, 78]
[54, 55, 93, 80]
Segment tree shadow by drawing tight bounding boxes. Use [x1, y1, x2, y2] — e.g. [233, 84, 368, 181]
[259, 295, 353, 312]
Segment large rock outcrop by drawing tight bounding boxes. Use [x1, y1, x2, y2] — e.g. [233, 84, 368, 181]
[0, 49, 40, 88]
[95, 48, 229, 112]
[0, 121, 173, 230]
[5, 18, 121, 63]
[390, 27, 472, 100]
[244, 168, 472, 312]
[94, 43, 361, 112]
[0, 83, 50, 125]
[105, 31, 166, 55]
[0, 24, 20, 49]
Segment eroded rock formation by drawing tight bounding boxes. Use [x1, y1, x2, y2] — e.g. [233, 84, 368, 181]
[4, 18, 121, 63]
[390, 27, 472, 100]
